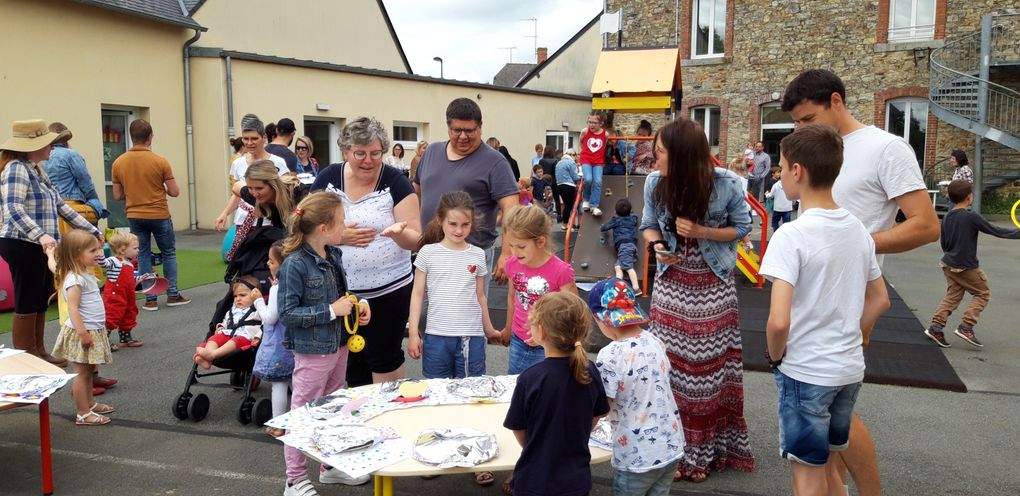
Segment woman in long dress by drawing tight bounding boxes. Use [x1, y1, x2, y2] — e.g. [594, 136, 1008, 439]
[640, 117, 755, 482]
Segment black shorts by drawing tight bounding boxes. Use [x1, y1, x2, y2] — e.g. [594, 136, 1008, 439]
[0, 238, 55, 314]
[345, 282, 412, 386]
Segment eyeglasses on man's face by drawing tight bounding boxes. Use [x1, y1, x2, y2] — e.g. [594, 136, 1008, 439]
[352, 150, 384, 160]
[448, 127, 479, 137]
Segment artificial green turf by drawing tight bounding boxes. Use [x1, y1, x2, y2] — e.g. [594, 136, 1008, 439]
[0, 249, 225, 333]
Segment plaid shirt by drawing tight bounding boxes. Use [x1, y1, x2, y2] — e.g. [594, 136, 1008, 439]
[1, 160, 99, 242]
[952, 165, 973, 183]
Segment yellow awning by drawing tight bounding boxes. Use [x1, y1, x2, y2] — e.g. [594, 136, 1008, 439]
[590, 47, 680, 95]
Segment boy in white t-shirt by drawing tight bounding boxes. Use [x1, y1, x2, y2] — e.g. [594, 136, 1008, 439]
[765, 169, 793, 233]
[759, 126, 891, 496]
[590, 278, 684, 496]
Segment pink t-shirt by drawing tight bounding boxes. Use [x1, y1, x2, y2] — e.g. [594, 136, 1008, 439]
[506, 254, 575, 341]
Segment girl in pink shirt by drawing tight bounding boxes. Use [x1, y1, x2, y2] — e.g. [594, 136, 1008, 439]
[500, 205, 577, 374]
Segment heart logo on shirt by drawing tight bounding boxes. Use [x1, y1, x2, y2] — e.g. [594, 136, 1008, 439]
[587, 137, 603, 154]
[467, 265, 477, 273]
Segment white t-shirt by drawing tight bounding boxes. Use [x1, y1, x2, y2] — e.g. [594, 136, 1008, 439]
[219, 305, 263, 341]
[62, 273, 105, 329]
[768, 180, 793, 212]
[413, 242, 489, 337]
[229, 154, 290, 226]
[595, 332, 684, 472]
[832, 126, 926, 265]
[759, 208, 882, 386]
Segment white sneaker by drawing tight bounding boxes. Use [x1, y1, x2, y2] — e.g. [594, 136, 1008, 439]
[582, 201, 590, 211]
[284, 479, 319, 496]
[320, 466, 371, 485]
[591, 208, 603, 217]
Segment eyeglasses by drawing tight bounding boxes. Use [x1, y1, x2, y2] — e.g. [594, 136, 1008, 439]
[352, 150, 384, 160]
[295, 146, 309, 151]
[240, 137, 260, 143]
[449, 127, 478, 137]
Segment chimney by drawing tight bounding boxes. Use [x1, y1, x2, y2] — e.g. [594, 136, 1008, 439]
[536, 47, 548, 64]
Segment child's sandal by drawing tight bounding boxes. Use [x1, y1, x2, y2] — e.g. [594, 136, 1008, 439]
[119, 331, 144, 347]
[90, 402, 116, 415]
[75, 410, 110, 426]
[474, 471, 494, 486]
[107, 330, 119, 351]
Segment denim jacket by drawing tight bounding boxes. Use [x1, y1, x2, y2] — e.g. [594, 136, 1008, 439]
[640, 168, 752, 280]
[278, 243, 350, 354]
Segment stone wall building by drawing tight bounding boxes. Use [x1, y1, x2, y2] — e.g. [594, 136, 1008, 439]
[605, 0, 1020, 192]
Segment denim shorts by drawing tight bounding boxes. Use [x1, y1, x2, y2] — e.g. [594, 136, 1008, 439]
[613, 460, 679, 496]
[616, 242, 637, 271]
[508, 333, 545, 375]
[774, 370, 862, 466]
[422, 334, 486, 379]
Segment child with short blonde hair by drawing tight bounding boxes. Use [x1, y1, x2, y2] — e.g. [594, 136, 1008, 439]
[102, 231, 142, 349]
[501, 205, 577, 374]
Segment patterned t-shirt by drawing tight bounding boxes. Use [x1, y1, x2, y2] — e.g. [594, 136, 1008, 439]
[595, 332, 685, 473]
[414, 242, 489, 337]
[506, 255, 575, 341]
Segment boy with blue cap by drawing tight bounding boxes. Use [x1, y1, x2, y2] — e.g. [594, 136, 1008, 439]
[589, 278, 684, 496]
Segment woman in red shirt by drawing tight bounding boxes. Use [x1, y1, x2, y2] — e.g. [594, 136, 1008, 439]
[579, 112, 607, 217]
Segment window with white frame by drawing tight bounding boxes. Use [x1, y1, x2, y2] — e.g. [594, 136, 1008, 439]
[885, 98, 928, 165]
[888, 0, 935, 42]
[692, 0, 726, 58]
[691, 106, 721, 156]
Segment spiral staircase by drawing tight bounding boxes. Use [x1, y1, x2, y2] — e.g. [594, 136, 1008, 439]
[929, 13, 1020, 197]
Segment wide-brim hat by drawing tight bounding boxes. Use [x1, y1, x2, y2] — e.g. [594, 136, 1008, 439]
[0, 120, 71, 153]
[135, 273, 170, 295]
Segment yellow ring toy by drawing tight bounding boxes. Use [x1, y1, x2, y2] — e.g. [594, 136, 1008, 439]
[344, 294, 365, 353]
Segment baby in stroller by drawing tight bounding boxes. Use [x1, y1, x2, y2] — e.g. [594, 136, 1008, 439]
[194, 275, 263, 369]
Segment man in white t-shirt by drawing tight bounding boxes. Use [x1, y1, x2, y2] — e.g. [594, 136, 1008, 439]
[781, 69, 939, 496]
[760, 126, 891, 496]
[216, 114, 290, 230]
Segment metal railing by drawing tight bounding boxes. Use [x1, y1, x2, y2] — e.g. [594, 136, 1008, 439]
[929, 15, 1020, 141]
[991, 13, 1020, 65]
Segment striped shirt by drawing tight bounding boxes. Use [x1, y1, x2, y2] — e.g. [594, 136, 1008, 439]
[414, 242, 489, 337]
[101, 256, 130, 283]
[1, 160, 99, 242]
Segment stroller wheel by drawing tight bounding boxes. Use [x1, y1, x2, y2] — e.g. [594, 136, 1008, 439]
[188, 393, 210, 422]
[253, 398, 273, 427]
[237, 397, 255, 425]
[172, 392, 191, 420]
[229, 371, 245, 387]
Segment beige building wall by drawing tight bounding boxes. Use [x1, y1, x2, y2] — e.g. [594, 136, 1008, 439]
[190, 58, 591, 227]
[190, 0, 409, 73]
[520, 20, 602, 97]
[0, 0, 190, 227]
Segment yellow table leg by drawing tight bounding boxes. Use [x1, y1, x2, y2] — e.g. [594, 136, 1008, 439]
[373, 475, 393, 496]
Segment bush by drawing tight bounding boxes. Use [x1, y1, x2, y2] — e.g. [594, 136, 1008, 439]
[980, 190, 1015, 215]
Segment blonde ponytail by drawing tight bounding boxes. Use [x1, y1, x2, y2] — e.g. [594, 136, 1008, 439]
[281, 192, 344, 257]
[528, 292, 592, 385]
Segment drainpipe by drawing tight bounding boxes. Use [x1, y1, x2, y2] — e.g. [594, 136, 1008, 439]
[226, 55, 235, 137]
[183, 28, 202, 230]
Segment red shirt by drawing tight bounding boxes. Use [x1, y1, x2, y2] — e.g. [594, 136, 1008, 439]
[519, 188, 534, 205]
[579, 128, 607, 166]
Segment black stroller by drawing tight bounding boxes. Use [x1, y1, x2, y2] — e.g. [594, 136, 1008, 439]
[172, 224, 282, 426]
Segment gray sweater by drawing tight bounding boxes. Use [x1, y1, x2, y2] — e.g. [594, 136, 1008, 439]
[941, 208, 1020, 269]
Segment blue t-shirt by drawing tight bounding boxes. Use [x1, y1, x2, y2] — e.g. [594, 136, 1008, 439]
[504, 357, 610, 496]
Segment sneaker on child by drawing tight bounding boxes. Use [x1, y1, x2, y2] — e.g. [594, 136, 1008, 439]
[953, 327, 983, 348]
[320, 466, 371, 486]
[283, 478, 319, 496]
[924, 326, 950, 348]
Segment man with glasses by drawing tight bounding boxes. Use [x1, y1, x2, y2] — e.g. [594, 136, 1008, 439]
[414, 98, 519, 289]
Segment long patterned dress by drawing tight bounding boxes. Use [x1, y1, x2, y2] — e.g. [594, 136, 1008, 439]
[649, 237, 755, 474]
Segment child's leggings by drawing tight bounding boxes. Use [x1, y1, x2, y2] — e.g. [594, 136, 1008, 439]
[284, 347, 349, 483]
[271, 381, 289, 418]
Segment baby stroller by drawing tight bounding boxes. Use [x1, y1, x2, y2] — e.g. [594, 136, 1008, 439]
[171, 222, 282, 426]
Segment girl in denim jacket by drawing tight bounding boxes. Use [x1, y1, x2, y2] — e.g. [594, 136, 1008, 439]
[277, 192, 371, 495]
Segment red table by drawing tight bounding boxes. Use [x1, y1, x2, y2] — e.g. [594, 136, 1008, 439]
[0, 352, 64, 495]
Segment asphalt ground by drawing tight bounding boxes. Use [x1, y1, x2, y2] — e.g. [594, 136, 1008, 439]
[2, 228, 1019, 495]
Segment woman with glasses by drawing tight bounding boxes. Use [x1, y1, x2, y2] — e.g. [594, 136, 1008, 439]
[294, 136, 319, 176]
[311, 117, 421, 389]
[384, 143, 408, 177]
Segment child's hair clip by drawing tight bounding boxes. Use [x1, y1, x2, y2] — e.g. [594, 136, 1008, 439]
[294, 208, 304, 216]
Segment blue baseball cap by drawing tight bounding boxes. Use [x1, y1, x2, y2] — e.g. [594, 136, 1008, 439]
[587, 278, 648, 328]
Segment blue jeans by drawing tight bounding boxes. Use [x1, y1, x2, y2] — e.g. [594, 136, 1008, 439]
[775, 370, 862, 466]
[128, 218, 180, 301]
[581, 163, 604, 209]
[771, 211, 791, 231]
[508, 333, 545, 375]
[422, 334, 486, 379]
[613, 461, 679, 496]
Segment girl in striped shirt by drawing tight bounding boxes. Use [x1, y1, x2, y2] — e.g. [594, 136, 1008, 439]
[407, 191, 500, 379]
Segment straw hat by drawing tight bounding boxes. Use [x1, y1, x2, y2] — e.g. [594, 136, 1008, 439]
[0, 120, 71, 153]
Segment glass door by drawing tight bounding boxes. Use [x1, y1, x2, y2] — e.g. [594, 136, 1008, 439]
[101, 110, 133, 228]
[304, 119, 342, 167]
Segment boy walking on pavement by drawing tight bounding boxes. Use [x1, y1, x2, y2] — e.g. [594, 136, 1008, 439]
[760, 126, 890, 496]
[924, 180, 1020, 349]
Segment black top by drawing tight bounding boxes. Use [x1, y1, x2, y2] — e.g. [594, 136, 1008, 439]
[941, 208, 1020, 269]
[310, 162, 414, 205]
[266, 144, 299, 173]
[504, 358, 609, 496]
[240, 183, 309, 228]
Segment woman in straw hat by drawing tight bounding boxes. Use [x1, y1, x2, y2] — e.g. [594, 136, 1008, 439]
[0, 119, 104, 367]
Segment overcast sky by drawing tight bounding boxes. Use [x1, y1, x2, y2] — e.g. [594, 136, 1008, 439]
[383, 0, 603, 84]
